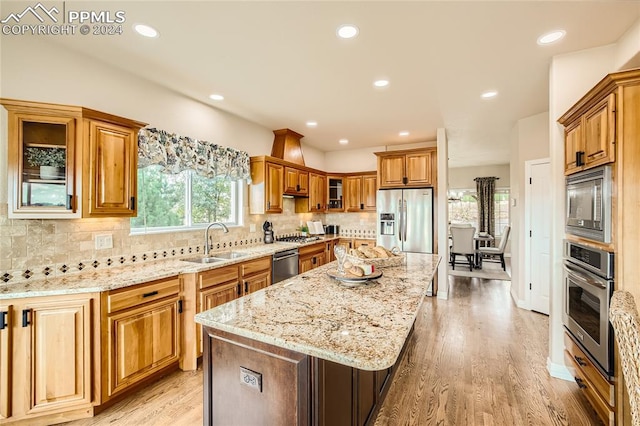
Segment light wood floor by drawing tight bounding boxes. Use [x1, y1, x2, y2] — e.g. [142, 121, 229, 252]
[66, 275, 601, 426]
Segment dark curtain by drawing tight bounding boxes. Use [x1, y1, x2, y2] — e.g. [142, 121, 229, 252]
[475, 177, 497, 246]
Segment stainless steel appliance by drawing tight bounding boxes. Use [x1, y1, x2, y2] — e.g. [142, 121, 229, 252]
[272, 248, 299, 284]
[566, 165, 612, 243]
[325, 225, 340, 235]
[377, 188, 433, 253]
[563, 240, 614, 377]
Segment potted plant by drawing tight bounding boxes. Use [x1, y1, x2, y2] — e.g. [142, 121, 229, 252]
[25, 147, 66, 180]
[299, 224, 309, 236]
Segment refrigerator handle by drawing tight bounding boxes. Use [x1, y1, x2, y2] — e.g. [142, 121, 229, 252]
[398, 198, 403, 241]
[403, 199, 408, 241]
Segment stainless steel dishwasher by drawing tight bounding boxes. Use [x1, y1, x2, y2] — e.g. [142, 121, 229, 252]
[272, 248, 299, 284]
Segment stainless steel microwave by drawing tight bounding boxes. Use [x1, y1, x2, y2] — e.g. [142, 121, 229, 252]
[566, 165, 612, 243]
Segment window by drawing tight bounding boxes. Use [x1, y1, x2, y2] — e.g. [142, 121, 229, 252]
[131, 165, 242, 233]
[447, 188, 510, 236]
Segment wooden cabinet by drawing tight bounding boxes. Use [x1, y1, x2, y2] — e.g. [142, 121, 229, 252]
[102, 277, 181, 400]
[344, 173, 377, 212]
[284, 167, 309, 196]
[327, 176, 344, 212]
[564, 332, 614, 425]
[324, 239, 338, 263]
[0, 293, 98, 424]
[560, 93, 616, 175]
[250, 159, 284, 214]
[299, 242, 326, 273]
[376, 148, 436, 188]
[295, 172, 326, 213]
[1, 99, 145, 219]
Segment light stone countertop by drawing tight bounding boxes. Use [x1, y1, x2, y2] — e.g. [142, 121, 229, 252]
[195, 253, 441, 371]
[0, 242, 305, 299]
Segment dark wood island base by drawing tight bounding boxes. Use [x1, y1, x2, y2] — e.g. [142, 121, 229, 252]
[202, 326, 414, 426]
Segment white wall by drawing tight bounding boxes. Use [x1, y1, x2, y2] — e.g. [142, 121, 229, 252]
[548, 45, 619, 379]
[324, 141, 437, 173]
[509, 112, 549, 308]
[448, 164, 510, 190]
[615, 19, 640, 69]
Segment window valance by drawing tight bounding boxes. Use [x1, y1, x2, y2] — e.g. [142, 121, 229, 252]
[137, 127, 250, 181]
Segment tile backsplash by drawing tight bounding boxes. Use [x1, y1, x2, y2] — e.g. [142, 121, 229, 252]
[0, 199, 376, 286]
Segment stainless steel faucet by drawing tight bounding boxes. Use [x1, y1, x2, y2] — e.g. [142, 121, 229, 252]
[204, 222, 229, 255]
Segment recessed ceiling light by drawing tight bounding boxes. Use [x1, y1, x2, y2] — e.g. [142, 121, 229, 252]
[337, 24, 359, 39]
[537, 30, 566, 45]
[209, 94, 224, 101]
[481, 90, 498, 99]
[339, 139, 349, 145]
[373, 79, 389, 88]
[399, 131, 410, 137]
[133, 24, 159, 38]
[306, 121, 318, 128]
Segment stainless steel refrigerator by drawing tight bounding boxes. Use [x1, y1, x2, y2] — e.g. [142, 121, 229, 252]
[376, 188, 433, 253]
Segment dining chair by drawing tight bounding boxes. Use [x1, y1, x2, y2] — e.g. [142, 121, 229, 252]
[610, 291, 640, 426]
[450, 225, 476, 271]
[478, 225, 510, 271]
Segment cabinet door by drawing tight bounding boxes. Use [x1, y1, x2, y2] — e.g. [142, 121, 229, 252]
[7, 112, 78, 218]
[362, 175, 377, 211]
[357, 369, 376, 426]
[108, 298, 180, 396]
[284, 167, 308, 195]
[583, 94, 616, 169]
[405, 152, 432, 186]
[0, 303, 12, 419]
[316, 252, 326, 268]
[378, 155, 406, 188]
[297, 170, 309, 195]
[564, 122, 583, 175]
[309, 173, 326, 212]
[23, 298, 92, 414]
[344, 176, 362, 212]
[266, 163, 284, 213]
[85, 120, 137, 216]
[244, 271, 271, 294]
[327, 176, 344, 212]
[299, 256, 314, 274]
[198, 282, 239, 355]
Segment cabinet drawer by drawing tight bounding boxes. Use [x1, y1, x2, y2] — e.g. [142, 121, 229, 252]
[107, 277, 180, 314]
[299, 242, 325, 257]
[240, 256, 271, 277]
[565, 350, 615, 426]
[564, 332, 614, 406]
[199, 265, 239, 290]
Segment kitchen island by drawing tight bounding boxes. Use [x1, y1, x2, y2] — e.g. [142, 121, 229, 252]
[195, 253, 440, 426]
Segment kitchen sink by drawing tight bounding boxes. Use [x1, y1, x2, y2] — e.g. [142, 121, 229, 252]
[182, 257, 224, 264]
[210, 251, 249, 260]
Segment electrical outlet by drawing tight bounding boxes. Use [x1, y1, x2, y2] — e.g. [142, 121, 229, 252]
[95, 234, 113, 250]
[249, 224, 256, 232]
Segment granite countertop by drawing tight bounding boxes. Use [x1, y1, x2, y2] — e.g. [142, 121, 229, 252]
[195, 253, 441, 371]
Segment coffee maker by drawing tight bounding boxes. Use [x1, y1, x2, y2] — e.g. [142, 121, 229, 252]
[263, 221, 274, 244]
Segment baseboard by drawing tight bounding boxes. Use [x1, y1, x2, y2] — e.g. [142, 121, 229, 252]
[509, 287, 528, 310]
[547, 357, 574, 382]
[437, 290, 448, 300]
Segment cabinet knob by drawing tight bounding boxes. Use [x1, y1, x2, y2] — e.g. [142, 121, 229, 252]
[317, 203, 321, 210]
[130, 196, 136, 210]
[402, 177, 408, 185]
[296, 184, 300, 191]
[574, 355, 587, 367]
[237, 284, 242, 296]
[576, 151, 585, 167]
[244, 282, 248, 294]
[22, 309, 31, 327]
[0, 311, 7, 330]
[360, 203, 364, 210]
[574, 377, 587, 389]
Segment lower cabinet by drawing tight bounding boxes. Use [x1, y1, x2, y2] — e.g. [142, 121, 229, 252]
[0, 293, 98, 424]
[299, 242, 327, 273]
[102, 276, 182, 400]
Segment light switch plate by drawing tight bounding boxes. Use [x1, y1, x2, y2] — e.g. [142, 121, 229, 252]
[249, 224, 256, 232]
[95, 234, 113, 250]
[240, 366, 262, 392]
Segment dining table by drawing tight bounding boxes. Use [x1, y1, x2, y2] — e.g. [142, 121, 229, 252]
[473, 233, 495, 268]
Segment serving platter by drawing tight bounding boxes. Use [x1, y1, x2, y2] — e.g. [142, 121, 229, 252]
[326, 268, 383, 287]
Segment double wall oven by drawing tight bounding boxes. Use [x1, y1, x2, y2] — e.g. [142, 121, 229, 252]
[563, 240, 614, 378]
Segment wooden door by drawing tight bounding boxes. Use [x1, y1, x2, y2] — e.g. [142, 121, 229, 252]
[564, 122, 583, 175]
[405, 151, 432, 186]
[344, 176, 362, 212]
[309, 173, 326, 212]
[108, 298, 180, 396]
[297, 171, 309, 195]
[0, 303, 12, 420]
[378, 155, 405, 188]
[299, 256, 313, 274]
[198, 282, 239, 355]
[583, 94, 616, 169]
[284, 167, 300, 194]
[315, 253, 326, 268]
[362, 175, 377, 211]
[85, 120, 137, 216]
[244, 271, 271, 294]
[327, 176, 344, 212]
[357, 369, 376, 425]
[23, 298, 92, 414]
[265, 163, 284, 213]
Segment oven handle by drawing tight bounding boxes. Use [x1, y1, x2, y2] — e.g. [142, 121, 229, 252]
[563, 262, 606, 289]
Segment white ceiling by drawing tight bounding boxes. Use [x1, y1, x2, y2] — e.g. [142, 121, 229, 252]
[49, 1, 639, 167]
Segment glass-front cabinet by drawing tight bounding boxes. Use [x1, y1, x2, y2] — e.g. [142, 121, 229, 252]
[327, 176, 344, 212]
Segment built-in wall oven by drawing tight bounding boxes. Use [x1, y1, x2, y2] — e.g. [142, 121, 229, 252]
[563, 240, 614, 378]
[566, 165, 612, 243]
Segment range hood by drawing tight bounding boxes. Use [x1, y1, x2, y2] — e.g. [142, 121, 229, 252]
[271, 128, 305, 166]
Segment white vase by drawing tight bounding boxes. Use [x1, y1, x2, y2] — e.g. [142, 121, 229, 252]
[40, 166, 63, 180]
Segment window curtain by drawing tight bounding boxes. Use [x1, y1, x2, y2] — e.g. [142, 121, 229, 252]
[137, 127, 251, 181]
[475, 176, 497, 246]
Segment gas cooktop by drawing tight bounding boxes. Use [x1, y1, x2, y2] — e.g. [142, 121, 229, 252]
[276, 236, 321, 244]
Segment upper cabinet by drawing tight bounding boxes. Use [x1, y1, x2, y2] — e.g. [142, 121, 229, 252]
[560, 93, 616, 175]
[250, 158, 284, 214]
[1, 99, 146, 219]
[375, 148, 436, 189]
[344, 173, 376, 212]
[327, 176, 344, 212]
[294, 171, 326, 213]
[284, 166, 309, 196]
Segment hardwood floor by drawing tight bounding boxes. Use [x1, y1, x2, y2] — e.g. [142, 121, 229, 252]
[66, 275, 600, 426]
